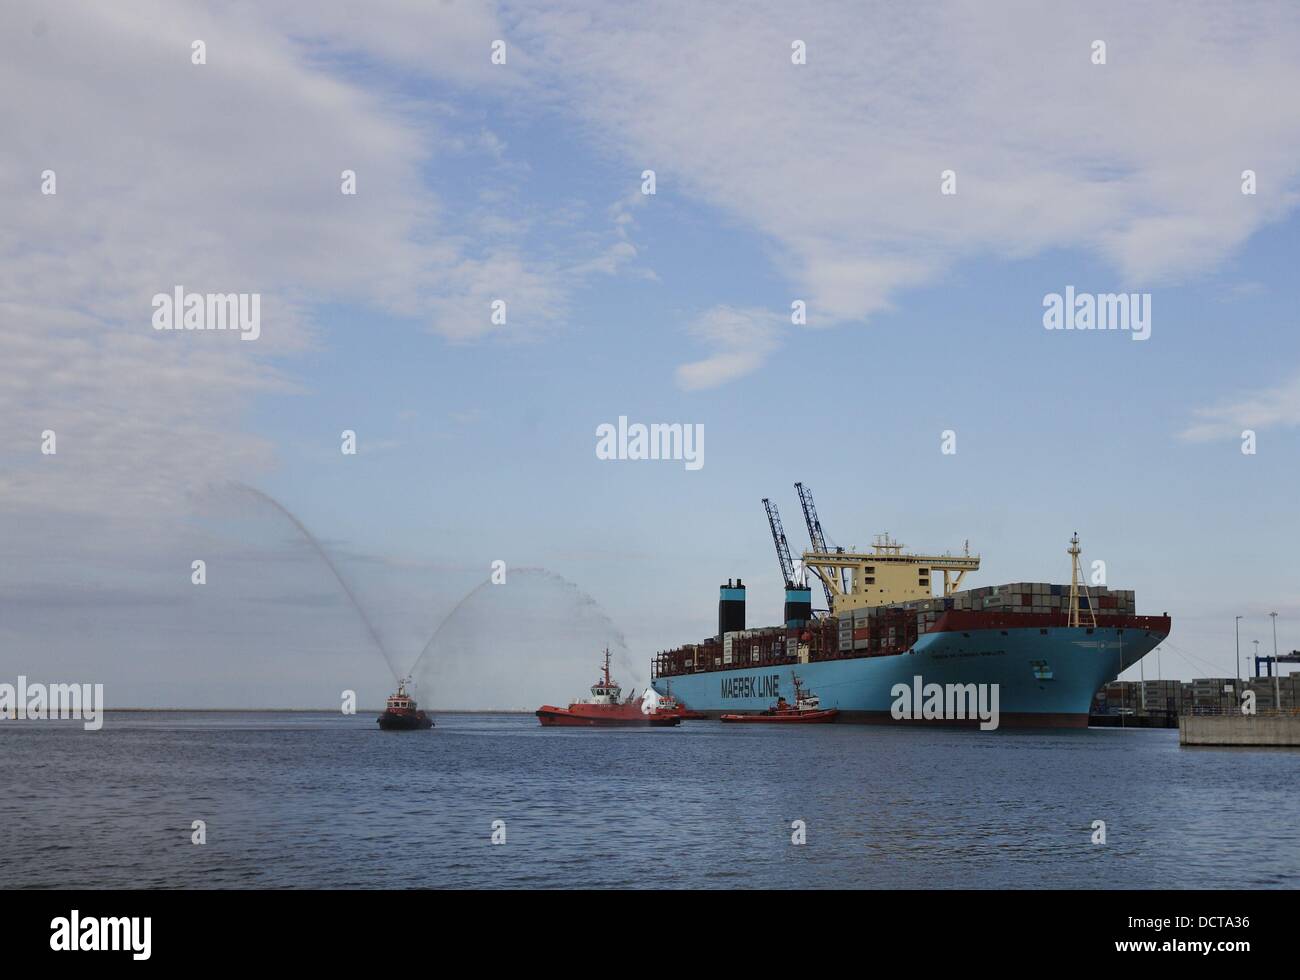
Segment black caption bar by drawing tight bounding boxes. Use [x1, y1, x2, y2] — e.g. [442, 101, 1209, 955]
[10, 888, 1291, 966]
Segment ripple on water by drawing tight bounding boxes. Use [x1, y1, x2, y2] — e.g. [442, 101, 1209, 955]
[2, 714, 1298, 888]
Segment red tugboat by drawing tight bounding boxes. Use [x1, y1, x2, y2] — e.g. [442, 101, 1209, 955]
[720, 673, 839, 724]
[377, 678, 434, 730]
[537, 649, 682, 727]
[656, 681, 708, 721]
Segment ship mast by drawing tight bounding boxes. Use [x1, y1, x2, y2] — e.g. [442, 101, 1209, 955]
[1066, 532, 1097, 628]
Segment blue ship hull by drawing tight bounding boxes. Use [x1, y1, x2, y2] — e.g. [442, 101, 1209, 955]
[652, 624, 1164, 727]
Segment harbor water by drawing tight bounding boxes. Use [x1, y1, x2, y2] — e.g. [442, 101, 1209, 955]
[2, 712, 1297, 889]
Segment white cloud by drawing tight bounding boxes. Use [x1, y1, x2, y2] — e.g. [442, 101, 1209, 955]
[509, 0, 1300, 332]
[250, 0, 507, 87]
[0, 0, 610, 517]
[427, 250, 572, 341]
[1180, 373, 1300, 442]
[674, 305, 783, 390]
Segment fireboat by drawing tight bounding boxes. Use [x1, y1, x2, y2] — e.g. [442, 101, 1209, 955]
[536, 649, 682, 727]
[377, 678, 434, 730]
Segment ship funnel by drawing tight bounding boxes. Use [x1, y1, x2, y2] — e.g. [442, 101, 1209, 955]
[784, 587, 812, 628]
[719, 579, 746, 637]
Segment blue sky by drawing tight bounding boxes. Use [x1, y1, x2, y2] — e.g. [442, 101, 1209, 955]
[260, 219, 1300, 683]
[4, 1, 1300, 706]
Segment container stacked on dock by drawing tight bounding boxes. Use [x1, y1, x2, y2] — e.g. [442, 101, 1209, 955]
[1092, 679, 1180, 716]
[1241, 675, 1300, 712]
[1179, 676, 1300, 713]
[1186, 678, 1240, 713]
[1140, 679, 1181, 714]
[1095, 676, 1300, 719]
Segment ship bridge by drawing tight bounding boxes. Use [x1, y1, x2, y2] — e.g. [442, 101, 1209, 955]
[802, 533, 980, 615]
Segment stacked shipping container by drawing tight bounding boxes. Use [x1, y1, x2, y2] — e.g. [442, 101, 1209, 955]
[1092, 676, 1300, 717]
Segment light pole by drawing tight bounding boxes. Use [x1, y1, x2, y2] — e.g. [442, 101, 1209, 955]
[1271, 612, 1280, 712]
[1253, 639, 1262, 711]
[1235, 615, 1243, 703]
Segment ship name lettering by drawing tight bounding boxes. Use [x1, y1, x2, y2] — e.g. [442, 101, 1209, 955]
[720, 675, 780, 699]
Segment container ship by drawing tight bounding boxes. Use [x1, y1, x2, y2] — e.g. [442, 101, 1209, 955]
[649, 485, 1171, 729]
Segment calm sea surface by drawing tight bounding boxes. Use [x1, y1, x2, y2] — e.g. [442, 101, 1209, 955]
[3, 712, 1297, 889]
